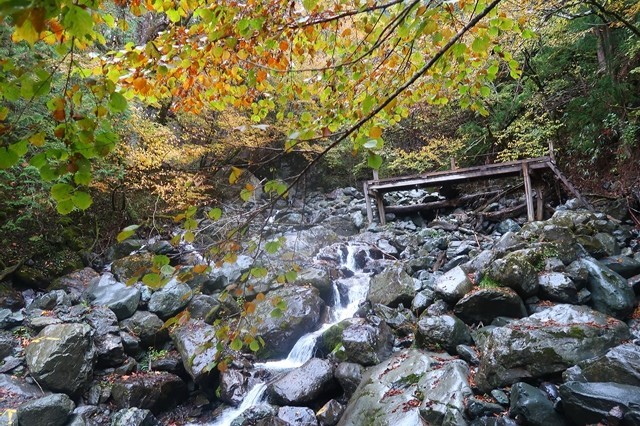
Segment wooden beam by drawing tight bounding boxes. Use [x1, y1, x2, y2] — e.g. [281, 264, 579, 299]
[535, 182, 544, 221]
[363, 181, 374, 223]
[384, 190, 501, 214]
[522, 162, 535, 222]
[480, 202, 527, 221]
[375, 192, 386, 225]
[546, 161, 594, 211]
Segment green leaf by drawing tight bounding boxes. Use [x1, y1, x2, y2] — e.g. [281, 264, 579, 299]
[74, 171, 92, 186]
[56, 199, 74, 215]
[72, 191, 93, 210]
[367, 153, 383, 170]
[250, 267, 268, 278]
[63, 5, 94, 39]
[142, 273, 162, 289]
[184, 231, 195, 243]
[108, 92, 128, 113]
[0, 147, 19, 169]
[270, 308, 283, 318]
[117, 224, 140, 242]
[230, 337, 243, 351]
[51, 183, 74, 201]
[153, 255, 171, 268]
[240, 188, 253, 202]
[284, 270, 298, 283]
[264, 240, 280, 254]
[249, 340, 260, 352]
[9, 140, 28, 157]
[479, 86, 491, 97]
[207, 208, 222, 220]
[472, 36, 490, 53]
[302, 0, 318, 11]
[160, 264, 175, 276]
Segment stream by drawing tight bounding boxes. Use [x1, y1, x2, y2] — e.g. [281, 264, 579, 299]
[203, 243, 374, 426]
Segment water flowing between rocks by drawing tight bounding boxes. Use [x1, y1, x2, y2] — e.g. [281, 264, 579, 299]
[204, 244, 373, 426]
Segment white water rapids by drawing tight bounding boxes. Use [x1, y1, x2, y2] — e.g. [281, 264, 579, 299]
[200, 244, 373, 426]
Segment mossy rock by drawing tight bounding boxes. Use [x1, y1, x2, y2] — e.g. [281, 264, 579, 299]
[14, 248, 84, 289]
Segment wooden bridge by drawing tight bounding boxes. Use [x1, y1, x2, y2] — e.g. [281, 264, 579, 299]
[363, 153, 591, 224]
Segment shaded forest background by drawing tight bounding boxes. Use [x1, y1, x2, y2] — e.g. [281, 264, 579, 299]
[0, 0, 639, 270]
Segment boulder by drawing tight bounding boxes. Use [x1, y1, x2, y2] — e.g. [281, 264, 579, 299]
[105, 239, 146, 262]
[170, 320, 218, 384]
[335, 362, 364, 399]
[434, 266, 473, 303]
[277, 406, 318, 425]
[559, 381, 640, 425]
[576, 343, 640, 386]
[600, 255, 640, 278]
[110, 371, 187, 414]
[367, 265, 415, 308]
[537, 272, 581, 304]
[580, 258, 635, 318]
[508, 382, 565, 426]
[219, 369, 248, 406]
[148, 278, 193, 319]
[84, 306, 125, 368]
[453, 287, 527, 325]
[416, 314, 472, 354]
[111, 407, 161, 426]
[85, 273, 140, 320]
[342, 318, 393, 366]
[317, 399, 344, 426]
[268, 358, 335, 405]
[247, 286, 325, 358]
[119, 311, 168, 348]
[110, 252, 155, 283]
[25, 323, 95, 395]
[17, 393, 75, 426]
[475, 305, 630, 392]
[338, 349, 472, 426]
[48, 267, 100, 303]
[486, 251, 538, 298]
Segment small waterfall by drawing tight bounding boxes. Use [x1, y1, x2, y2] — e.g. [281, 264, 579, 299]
[206, 243, 373, 425]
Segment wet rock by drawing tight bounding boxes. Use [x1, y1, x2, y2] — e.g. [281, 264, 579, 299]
[415, 314, 472, 354]
[579, 258, 635, 318]
[600, 255, 640, 278]
[277, 406, 318, 425]
[577, 343, 640, 386]
[85, 273, 141, 320]
[17, 393, 75, 426]
[14, 249, 83, 289]
[268, 358, 335, 405]
[105, 240, 146, 262]
[496, 219, 521, 234]
[559, 381, 640, 425]
[0, 331, 16, 359]
[48, 267, 100, 303]
[111, 407, 161, 426]
[186, 294, 219, 323]
[120, 311, 168, 348]
[434, 266, 473, 303]
[25, 323, 95, 395]
[537, 272, 580, 304]
[28, 290, 71, 311]
[171, 320, 218, 384]
[342, 318, 393, 366]
[205, 255, 253, 293]
[219, 369, 249, 406]
[576, 235, 609, 258]
[247, 286, 324, 358]
[338, 349, 471, 426]
[335, 362, 364, 399]
[457, 344, 480, 366]
[110, 371, 186, 414]
[279, 226, 340, 261]
[453, 287, 527, 325]
[372, 304, 415, 336]
[367, 265, 415, 308]
[465, 397, 504, 419]
[84, 306, 125, 368]
[475, 304, 630, 392]
[0, 282, 25, 311]
[111, 252, 155, 283]
[293, 267, 333, 298]
[508, 382, 565, 426]
[317, 399, 344, 426]
[486, 251, 538, 298]
[148, 278, 193, 319]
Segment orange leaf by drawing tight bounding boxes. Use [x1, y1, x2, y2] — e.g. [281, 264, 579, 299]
[369, 126, 382, 138]
[256, 69, 267, 83]
[244, 301, 256, 314]
[279, 40, 289, 51]
[255, 292, 265, 302]
[192, 264, 208, 274]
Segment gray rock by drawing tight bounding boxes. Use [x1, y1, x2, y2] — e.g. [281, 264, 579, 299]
[110, 252, 155, 283]
[110, 371, 186, 414]
[509, 382, 565, 426]
[342, 318, 393, 366]
[293, 267, 333, 296]
[434, 266, 473, 303]
[335, 362, 364, 399]
[453, 287, 527, 325]
[247, 286, 324, 358]
[352, 211, 365, 229]
[186, 294, 219, 323]
[28, 290, 71, 311]
[486, 251, 538, 298]
[219, 369, 247, 406]
[105, 240, 146, 262]
[496, 219, 521, 234]
[206, 255, 253, 292]
[48, 268, 100, 303]
[338, 349, 471, 426]
[0, 373, 46, 398]
[465, 397, 504, 419]
[0, 331, 17, 359]
[148, 278, 193, 319]
[367, 265, 415, 308]
[475, 304, 630, 392]
[171, 320, 218, 383]
[317, 400, 344, 426]
[559, 381, 640, 425]
[600, 255, 640, 278]
[416, 314, 472, 354]
[594, 232, 621, 256]
[537, 272, 580, 304]
[580, 258, 635, 318]
[17, 393, 75, 426]
[268, 358, 335, 405]
[25, 323, 95, 395]
[277, 406, 318, 425]
[120, 311, 168, 348]
[577, 343, 640, 386]
[84, 306, 125, 367]
[111, 407, 161, 426]
[85, 273, 141, 320]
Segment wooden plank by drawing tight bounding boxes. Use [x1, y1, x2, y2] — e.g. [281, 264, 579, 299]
[384, 190, 501, 214]
[363, 181, 374, 223]
[522, 162, 535, 222]
[535, 182, 544, 221]
[480, 202, 527, 220]
[546, 161, 594, 211]
[375, 192, 386, 225]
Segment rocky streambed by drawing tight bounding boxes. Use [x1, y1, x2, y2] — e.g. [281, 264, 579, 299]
[1, 187, 640, 426]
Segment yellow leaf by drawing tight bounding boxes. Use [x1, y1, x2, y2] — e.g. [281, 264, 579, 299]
[0, 107, 8, 121]
[229, 166, 243, 184]
[29, 132, 45, 147]
[369, 126, 382, 138]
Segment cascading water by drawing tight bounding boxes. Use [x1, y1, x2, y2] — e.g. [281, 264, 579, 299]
[203, 243, 374, 426]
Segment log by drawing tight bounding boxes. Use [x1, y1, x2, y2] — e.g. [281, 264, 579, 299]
[478, 203, 527, 221]
[384, 190, 501, 215]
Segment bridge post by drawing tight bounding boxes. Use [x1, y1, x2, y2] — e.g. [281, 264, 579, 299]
[363, 181, 374, 223]
[522, 163, 535, 222]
